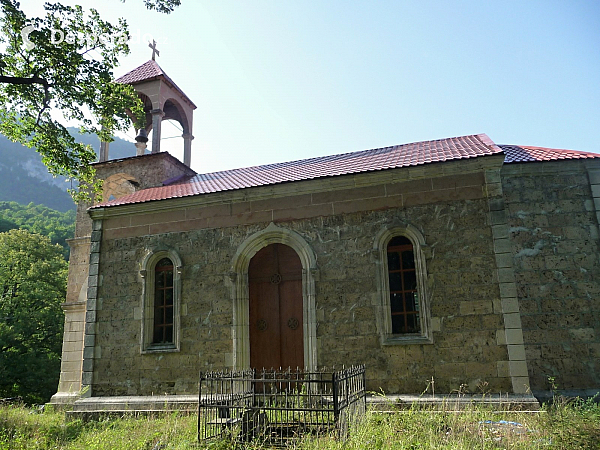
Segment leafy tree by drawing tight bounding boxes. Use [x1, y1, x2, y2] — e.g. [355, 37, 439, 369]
[0, 229, 68, 404]
[141, 0, 181, 14]
[0, 201, 75, 258]
[0, 217, 13, 233]
[0, 0, 179, 200]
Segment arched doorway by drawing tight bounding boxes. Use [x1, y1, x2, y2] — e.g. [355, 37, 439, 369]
[229, 222, 318, 371]
[249, 244, 304, 370]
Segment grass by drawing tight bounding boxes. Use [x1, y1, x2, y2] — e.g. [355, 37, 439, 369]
[303, 397, 600, 450]
[0, 407, 199, 450]
[1, 398, 599, 449]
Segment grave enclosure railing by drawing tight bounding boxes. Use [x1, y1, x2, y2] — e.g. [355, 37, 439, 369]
[198, 365, 366, 446]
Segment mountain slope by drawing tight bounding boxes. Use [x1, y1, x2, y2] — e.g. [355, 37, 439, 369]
[0, 131, 136, 211]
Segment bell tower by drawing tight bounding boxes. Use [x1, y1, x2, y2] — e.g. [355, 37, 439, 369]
[99, 42, 196, 167]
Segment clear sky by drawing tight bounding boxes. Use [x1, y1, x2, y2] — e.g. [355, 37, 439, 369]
[19, 0, 600, 174]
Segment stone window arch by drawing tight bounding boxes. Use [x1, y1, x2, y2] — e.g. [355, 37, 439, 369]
[374, 224, 432, 345]
[101, 173, 139, 203]
[229, 223, 318, 371]
[140, 249, 182, 353]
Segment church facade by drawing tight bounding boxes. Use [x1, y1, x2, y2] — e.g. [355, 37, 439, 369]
[51, 62, 600, 405]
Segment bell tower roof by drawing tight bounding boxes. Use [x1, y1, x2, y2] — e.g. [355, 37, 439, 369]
[115, 60, 196, 109]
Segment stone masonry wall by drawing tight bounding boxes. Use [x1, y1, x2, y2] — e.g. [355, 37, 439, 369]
[93, 152, 195, 191]
[502, 162, 600, 393]
[90, 168, 514, 396]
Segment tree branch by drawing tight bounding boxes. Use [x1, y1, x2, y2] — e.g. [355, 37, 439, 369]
[0, 75, 54, 126]
[0, 74, 49, 86]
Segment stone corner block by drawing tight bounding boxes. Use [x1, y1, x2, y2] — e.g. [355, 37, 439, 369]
[494, 238, 512, 254]
[85, 311, 96, 323]
[81, 372, 93, 386]
[504, 328, 524, 345]
[498, 268, 516, 283]
[501, 298, 520, 314]
[492, 224, 509, 240]
[504, 312, 523, 329]
[509, 360, 529, 377]
[485, 170, 501, 184]
[488, 198, 505, 212]
[495, 252, 513, 269]
[485, 183, 503, 198]
[83, 334, 95, 347]
[490, 210, 508, 226]
[507, 344, 527, 361]
[87, 275, 99, 288]
[82, 358, 94, 372]
[499, 282, 518, 299]
[511, 377, 531, 394]
[83, 346, 95, 359]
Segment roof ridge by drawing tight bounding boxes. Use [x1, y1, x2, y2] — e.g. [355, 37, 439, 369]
[197, 133, 490, 176]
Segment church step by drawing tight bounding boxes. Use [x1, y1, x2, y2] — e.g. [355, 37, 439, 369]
[368, 394, 540, 411]
[66, 393, 539, 419]
[71, 395, 198, 412]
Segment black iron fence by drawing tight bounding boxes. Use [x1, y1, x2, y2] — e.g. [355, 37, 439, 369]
[198, 365, 366, 446]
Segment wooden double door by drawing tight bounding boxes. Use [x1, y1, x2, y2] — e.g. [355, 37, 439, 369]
[249, 243, 304, 370]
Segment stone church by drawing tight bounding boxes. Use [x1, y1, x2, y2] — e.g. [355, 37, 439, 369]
[51, 59, 600, 407]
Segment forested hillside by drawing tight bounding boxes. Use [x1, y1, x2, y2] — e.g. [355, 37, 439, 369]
[0, 130, 135, 212]
[0, 202, 75, 259]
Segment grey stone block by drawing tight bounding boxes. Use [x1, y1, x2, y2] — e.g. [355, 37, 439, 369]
[82, 372, 93, 385]
[85, 311, 96, 323]
[488, 198, 505, 212]
[490, 210, 507, 225]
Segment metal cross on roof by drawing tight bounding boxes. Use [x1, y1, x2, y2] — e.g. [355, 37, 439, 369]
[149, 40, 160, 60]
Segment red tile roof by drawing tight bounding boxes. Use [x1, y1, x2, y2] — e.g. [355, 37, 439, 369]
[92, 135, 600, 209]
[500, 145, 600, 163]
[115, 60, 196, 108]
[93, 133, 503, 208]
[115, 60, 163, 84]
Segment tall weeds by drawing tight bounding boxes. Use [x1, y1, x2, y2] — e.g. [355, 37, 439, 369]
[1, 399, 599, 449]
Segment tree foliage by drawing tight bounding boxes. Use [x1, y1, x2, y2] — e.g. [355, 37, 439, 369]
[0, 229, 68, 404]
[0, 201, 75, 259]
[0, 0, 149, 201]
[141, 0, 181, 14]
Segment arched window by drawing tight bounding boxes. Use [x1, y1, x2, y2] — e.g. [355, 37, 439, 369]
[140, 250, 182, 353]
[153, 258, 174, 344]
[387, 236, 420, 334]
[375, 225, 432, 345]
